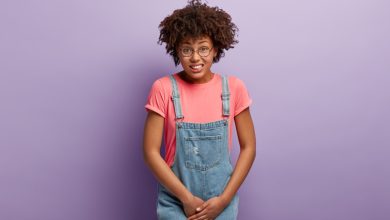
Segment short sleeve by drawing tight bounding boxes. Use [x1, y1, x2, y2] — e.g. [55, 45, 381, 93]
[233, 78, 253, 116]
[145, 79, 167, 118]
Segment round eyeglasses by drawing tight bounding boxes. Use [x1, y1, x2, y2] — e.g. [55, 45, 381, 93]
[179, 46, 213, 57]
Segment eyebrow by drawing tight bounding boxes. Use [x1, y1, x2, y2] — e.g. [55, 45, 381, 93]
[182, 40, 209, 45]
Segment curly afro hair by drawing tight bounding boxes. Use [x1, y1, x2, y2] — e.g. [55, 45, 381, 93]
[158, 0, 238, 66]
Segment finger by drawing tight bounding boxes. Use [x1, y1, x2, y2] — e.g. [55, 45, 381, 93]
[187, 213, 200, 220]
[193, 214, 208, 220]
[199, 216, 209, 220]
[187, 212, 198, 220]
[187, 214, 197, 220]
[188, 210, 208, 220]
[194, 209, 210, 219]
[196, 202, 209, 212]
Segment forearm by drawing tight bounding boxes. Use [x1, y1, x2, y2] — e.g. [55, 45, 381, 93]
[220, 144, 256, 204]
[144, 151, 192, 203]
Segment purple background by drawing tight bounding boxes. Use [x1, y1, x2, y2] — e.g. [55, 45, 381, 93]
[1, 0, 389, 219]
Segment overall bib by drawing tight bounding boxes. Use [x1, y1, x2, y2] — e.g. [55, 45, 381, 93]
[156, 75, 239, 220]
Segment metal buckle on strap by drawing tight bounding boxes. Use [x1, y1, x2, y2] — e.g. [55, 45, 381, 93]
[171, 95, 180, 100]
[221, 93, 230, 100]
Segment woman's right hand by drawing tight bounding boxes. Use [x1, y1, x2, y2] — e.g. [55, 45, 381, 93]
[182, 195, 204, 217]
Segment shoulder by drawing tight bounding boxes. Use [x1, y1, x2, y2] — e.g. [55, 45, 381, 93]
[149, 75, 173, 94]
[224, 75, 252, 115]
[225, 75, 248, 92]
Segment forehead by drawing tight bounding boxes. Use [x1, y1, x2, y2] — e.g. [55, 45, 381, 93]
[180, 36, 213, 46]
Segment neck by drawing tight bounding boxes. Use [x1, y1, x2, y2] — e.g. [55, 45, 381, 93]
[179, 71, 214, 84]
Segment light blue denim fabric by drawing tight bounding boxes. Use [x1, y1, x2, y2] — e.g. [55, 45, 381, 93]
[156, 75, 238, 220]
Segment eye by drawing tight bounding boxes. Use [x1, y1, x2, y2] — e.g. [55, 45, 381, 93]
[182, 48, 192, 53]
[199, 47, 209, 52]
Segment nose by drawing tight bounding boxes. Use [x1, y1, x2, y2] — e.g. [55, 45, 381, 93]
[190, 51, 201, 62]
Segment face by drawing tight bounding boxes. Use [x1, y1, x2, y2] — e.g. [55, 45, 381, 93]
[177, 36, 217, 83]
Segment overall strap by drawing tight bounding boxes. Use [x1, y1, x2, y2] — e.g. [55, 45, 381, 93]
[222, 75, 230, 117]
[169, 75, 184, 119]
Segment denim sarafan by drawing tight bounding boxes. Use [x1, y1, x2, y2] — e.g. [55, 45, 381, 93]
[156, 75, 238, 220]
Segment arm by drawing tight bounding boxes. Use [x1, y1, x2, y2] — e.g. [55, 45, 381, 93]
[143, 111, 204, 216]
[188, 107, 256, 220]
[220, 107, 256, 203]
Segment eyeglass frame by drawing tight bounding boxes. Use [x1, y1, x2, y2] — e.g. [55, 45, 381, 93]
[178, 46, 214, 57]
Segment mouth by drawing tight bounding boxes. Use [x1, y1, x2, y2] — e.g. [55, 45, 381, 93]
[189, 64, 204, 72]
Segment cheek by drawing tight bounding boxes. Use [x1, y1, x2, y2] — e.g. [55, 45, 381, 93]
[206, 55, 215, 64]
[205, 51, 216, 63]
[178, 56, 188, 65]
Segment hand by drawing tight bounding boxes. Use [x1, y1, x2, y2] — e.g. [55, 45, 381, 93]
[187, 196, 228, 220]
[182, 195, 205, 217]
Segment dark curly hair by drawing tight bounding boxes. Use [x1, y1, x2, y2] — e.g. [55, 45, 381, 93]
[158, 0, 238, 66]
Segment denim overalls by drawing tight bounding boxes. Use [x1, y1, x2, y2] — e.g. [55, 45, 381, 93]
[156, 75, 239, 220]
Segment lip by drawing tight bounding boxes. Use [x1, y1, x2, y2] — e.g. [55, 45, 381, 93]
[189, 64, 204, 73]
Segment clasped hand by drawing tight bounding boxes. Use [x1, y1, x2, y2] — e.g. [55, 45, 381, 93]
[183, 195, 227, 220]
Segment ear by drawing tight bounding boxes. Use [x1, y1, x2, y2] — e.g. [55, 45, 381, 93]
[214, 47, 218, 56]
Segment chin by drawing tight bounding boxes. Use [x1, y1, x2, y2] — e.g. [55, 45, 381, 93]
[184, 70, 204, 77]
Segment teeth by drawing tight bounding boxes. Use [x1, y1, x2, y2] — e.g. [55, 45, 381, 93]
[191, 65, 202, 69]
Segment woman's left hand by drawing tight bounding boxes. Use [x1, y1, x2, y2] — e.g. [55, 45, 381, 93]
[187, 196, 228, 220]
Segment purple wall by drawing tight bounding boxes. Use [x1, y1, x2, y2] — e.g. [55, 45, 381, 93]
[1, 0, 389, 219]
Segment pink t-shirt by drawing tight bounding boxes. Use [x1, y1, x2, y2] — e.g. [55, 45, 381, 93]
[145, 73, 252, 167]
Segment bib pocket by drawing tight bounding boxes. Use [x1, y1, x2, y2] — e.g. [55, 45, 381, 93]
[184, 135, 222, 171]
